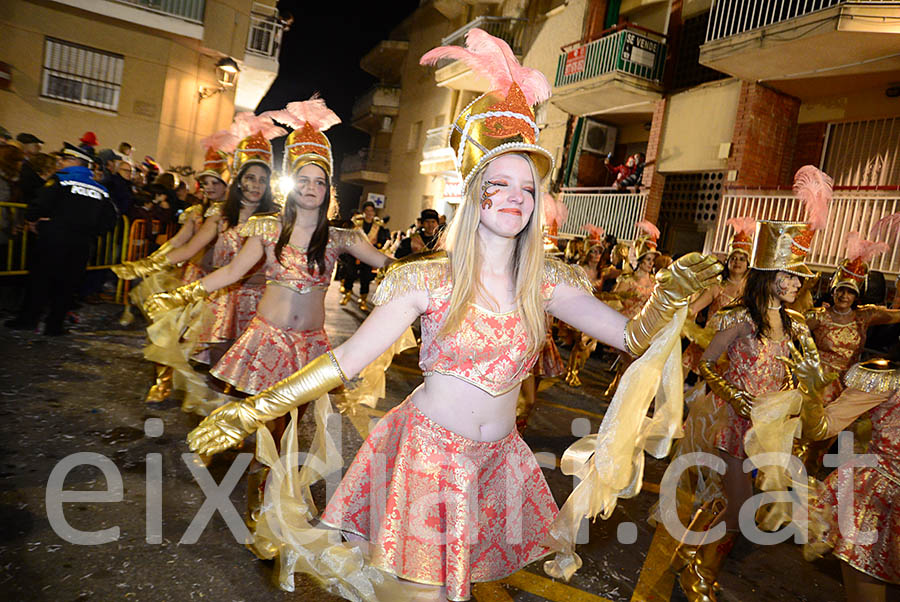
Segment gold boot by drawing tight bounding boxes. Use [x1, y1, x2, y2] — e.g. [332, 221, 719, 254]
[565, 339, 589, 387]
[340, 291, 352, 305]
[358, 294, 370, 312]
[145, 365, 173, 402]
[679, 532, 736, 602]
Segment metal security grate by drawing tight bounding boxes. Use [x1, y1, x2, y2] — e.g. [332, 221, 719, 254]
[706, 0, 844, 42]
[558, 191, 647, 241]
[41, 38, 123, 112]
[660, 172, 725, 225]
[823, 118, 900, 188]
[555, 28, 666, 88]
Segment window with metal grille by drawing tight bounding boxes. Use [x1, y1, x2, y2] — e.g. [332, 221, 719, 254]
[41, 38, 123, 112]
[823, 118, 900, 188]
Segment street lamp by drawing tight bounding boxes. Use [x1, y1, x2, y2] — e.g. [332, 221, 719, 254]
[199, 57, 241, 101]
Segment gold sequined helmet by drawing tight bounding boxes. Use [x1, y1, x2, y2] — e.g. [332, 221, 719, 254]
[196, 146, 231, 184]
[725, 216, 755, 259]
[227, 112, 287, 174]
[633, 220, 660, 260]
[420, 29, 554, 194]
[751, 166, 834, 278]
[829, 231, 890, 294]
[265, 97, 341, 178]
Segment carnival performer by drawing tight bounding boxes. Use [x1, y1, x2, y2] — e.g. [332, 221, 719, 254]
[598, 221, 660, 395]
[681, 217, 753, 375]
[113, 136, 232, 401]
[796, 357, 900, 601]
[185, 29, 721, 602]
[806, 230, 900, 406]
[339, 200, 389, 311]
[671, 166, 833, 602]
[564, 224, 608, 387]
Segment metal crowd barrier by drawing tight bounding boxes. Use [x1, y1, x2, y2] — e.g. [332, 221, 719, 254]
[0, 203, 176, 304]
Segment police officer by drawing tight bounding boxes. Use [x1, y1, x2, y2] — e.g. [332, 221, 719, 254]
[6, 143, 118, 335]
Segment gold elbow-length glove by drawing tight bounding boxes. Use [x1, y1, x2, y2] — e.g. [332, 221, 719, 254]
[624, 252, 723, 356]
[112, 241, 174, 280]
[699, 360, 754, 418]
[778, 333, 835, 441]
[187, 351, 348, 456]
[143, 280, 209, 321]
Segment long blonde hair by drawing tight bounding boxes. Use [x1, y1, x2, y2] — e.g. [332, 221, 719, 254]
[440, 153, 547, 357]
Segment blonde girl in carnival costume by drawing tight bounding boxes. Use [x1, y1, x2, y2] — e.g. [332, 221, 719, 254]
[186, 30, 721, 601]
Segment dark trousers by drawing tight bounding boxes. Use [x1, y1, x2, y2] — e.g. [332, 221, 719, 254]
[342, 260, 375, 296]
[19, 239, 90, 332]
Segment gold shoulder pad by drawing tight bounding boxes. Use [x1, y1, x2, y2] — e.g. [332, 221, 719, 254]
[329, 226, 366, 248]
[239, 213, 280, 237]
[543, 257, 593, 297]
[709, 305, 751, 332]
[786, 308, 812, 338]
[804, 306, 826, 322]
[371, 250, 449, 306]
[204, 202, 224, 218]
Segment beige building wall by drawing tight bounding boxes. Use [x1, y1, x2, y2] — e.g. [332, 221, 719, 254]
[385, 6, 457, 230]
[799, 86, 900, 124]
[1, 0, 241, 173]
[657, 78, 741, 173]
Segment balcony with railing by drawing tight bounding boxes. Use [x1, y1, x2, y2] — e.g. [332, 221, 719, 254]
[360, 39, 409, 83]
[351, 85, 401, 133]
[111, 0, 205, 23]
[699, 1, 900, 97]
[431, 16, 528, 92]
[341, 149, 391, 184]
[246, 12, 283, 59]
[420, 126, 456, 176]
[559, 190, 648, 241]
[706, 190, 900, 276]
[552, 25, 666, 117]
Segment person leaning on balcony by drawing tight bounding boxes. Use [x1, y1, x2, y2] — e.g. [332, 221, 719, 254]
[6, 143, 117, 335]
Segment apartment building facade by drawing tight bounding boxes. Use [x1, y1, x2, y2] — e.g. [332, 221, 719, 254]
[353, 0, 900, 276]
[1, 0, 284, 172]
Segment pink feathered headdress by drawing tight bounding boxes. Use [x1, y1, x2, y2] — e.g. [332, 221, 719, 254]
[793, 165, 833, 231]
[636, 220, 660, 241]
[200, 129, 239, 153]
[543, 192, 568, 232]
[230, 111, 287, 141]
[263, 94, 341, 131]
[419, 28, 550, 105]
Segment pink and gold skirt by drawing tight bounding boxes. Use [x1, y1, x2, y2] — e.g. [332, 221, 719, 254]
[210, 314, 330, 395]
[713, 395, 751, 459]
[205, 282, 264, 344]
[320, 400, 557, 601]
[809, 463, 900, 584]
[535, 335, 565, 378]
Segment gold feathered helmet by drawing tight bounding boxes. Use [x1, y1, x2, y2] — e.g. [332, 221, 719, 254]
[228, 112, 286, 174]
[578, 223, 605, 260]
[725, 216, 755, 259]
[265, 95, 341, 178]
[195, 129, 236, 184]
[542, 192, 567, 256]
[420, 28, 554, 195]
[830, 224, 893, 294]
[633, 220, 660, 261]
[751, 166, 833, 278]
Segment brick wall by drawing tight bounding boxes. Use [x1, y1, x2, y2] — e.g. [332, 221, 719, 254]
[727, 82, 800, 188]
[642, 98, 667, 223]
[791, 122, 828, 176]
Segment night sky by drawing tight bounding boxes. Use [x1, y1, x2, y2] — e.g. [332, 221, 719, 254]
[257, 1, 421, 215]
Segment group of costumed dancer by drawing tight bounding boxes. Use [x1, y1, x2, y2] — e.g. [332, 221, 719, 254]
[109, 29, 899, 602]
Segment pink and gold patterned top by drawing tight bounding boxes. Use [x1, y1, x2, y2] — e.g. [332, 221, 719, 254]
[710, 307, 810, 397]
[613, 273, 655, 318]
[807, 306, 880, 376]
[239, 215, 363, 295]
[372, 252, 591, 396]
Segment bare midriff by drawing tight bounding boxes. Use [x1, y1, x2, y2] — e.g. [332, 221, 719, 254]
[410, 372, 519, 442]
[255, 283, 327, 331]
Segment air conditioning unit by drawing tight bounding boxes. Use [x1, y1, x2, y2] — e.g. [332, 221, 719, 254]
[580, 120, 617, 155]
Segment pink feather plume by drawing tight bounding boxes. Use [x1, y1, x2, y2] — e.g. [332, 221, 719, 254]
[583, 223, 605, 241]
[792, 165, 833, 231]
[726, 216, 756, 237]
[229, 111, 287, 140]
[636, 220, 660, 240]
[870, 212, 900, 240]
[420, 28, 550, 105]
[263, 94, 341, 131]
[845, 231, 889, 263]
[542, 192, 568, 229]
[200, 129, 239, 152]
